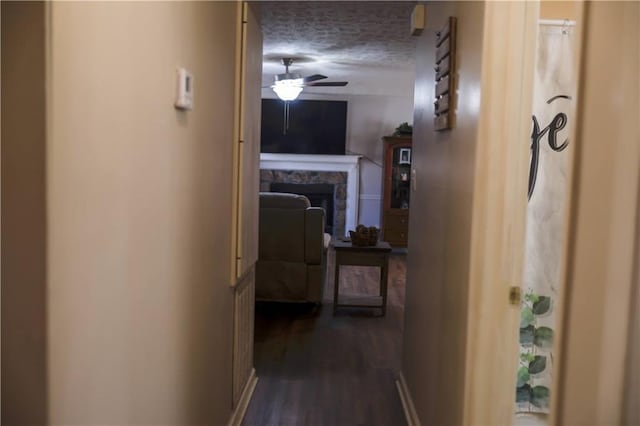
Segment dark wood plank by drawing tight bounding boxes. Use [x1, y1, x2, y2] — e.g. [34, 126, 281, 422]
[243, 249, 407, 425]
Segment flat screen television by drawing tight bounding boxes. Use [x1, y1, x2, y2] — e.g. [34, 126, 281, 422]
[260, 99, 347, 155]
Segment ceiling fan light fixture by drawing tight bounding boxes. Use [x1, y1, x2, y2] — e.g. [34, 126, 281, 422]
[272, 78, 304, 101]
[273, 85, 303, 101]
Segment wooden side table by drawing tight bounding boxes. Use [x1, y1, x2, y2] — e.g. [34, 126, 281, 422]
[332, 240, 392, 316]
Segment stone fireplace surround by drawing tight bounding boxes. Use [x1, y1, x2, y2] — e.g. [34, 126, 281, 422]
[259, 154, 362, 237]
[270, 182, 337, 235]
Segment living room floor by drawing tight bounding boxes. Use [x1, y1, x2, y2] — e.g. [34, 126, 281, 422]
[242, 248, 407, 425]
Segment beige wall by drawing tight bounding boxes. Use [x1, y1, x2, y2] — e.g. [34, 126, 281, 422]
[401, 2, 485, 424]
[624, 190, 640, 425]
[540, 1, 579, 20]
[1, 2, 48, 424]
[3, 1, 243, 424]
[46, 2, 239, 423]
[399, 1, 639, 425]
[554, 2, 640, 425]
[401, 1, 538, 424]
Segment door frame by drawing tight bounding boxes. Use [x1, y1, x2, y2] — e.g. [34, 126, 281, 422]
[552, 2, 640, 424]
[462, 1, 539, 424]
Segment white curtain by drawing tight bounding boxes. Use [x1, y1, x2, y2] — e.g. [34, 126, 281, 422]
[516, 21, 575, 417]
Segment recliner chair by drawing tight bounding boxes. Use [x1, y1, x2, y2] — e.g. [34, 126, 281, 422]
[256, 192, 330, 303]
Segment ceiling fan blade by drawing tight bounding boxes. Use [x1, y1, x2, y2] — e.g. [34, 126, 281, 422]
[306, 81, 349, 87]
[303, 74, 328, 83]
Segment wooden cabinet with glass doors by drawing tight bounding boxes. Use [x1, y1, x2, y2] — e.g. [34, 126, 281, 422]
[381, 136, 412, 247]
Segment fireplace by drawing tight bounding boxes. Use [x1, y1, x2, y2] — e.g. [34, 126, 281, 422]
[270, 183, 335, 234]
[260, 153, 362, 237]
[261, 170, 347, 236]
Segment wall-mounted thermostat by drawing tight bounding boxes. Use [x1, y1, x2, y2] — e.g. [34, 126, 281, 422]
[175, 68, 193, 110]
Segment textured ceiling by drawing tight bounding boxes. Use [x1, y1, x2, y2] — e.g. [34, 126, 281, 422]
[261, 1, 417, 96]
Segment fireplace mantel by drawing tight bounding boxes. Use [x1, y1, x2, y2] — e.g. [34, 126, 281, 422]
[260, 154, 362, 236]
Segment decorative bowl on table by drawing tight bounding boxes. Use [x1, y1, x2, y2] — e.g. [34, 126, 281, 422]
[348, 225, 379, 247]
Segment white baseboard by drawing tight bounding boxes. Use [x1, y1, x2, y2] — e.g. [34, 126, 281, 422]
[396, 371, 421, 426]
[228, 368, 258, 426]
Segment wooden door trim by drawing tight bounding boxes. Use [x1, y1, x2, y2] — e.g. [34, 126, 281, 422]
[553, 2, 640, 424]
[462, 1, 538, 424]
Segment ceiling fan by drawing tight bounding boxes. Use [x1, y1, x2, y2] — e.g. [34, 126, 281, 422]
[269, 58, 348, 101]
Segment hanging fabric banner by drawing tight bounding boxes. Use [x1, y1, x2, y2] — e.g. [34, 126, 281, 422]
[516, 21, 575, 416]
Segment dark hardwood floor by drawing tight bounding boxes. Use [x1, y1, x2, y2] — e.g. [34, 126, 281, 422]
[242, 249, 407, 426]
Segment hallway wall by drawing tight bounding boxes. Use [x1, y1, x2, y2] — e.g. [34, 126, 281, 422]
[1, 2, 48, 423]
[401, 2, 640, 425]
[401, 1, 486, 424]
[46, 2, 238, 423]
[3, 1, 242, 424]
[540, 1, 579, 21]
